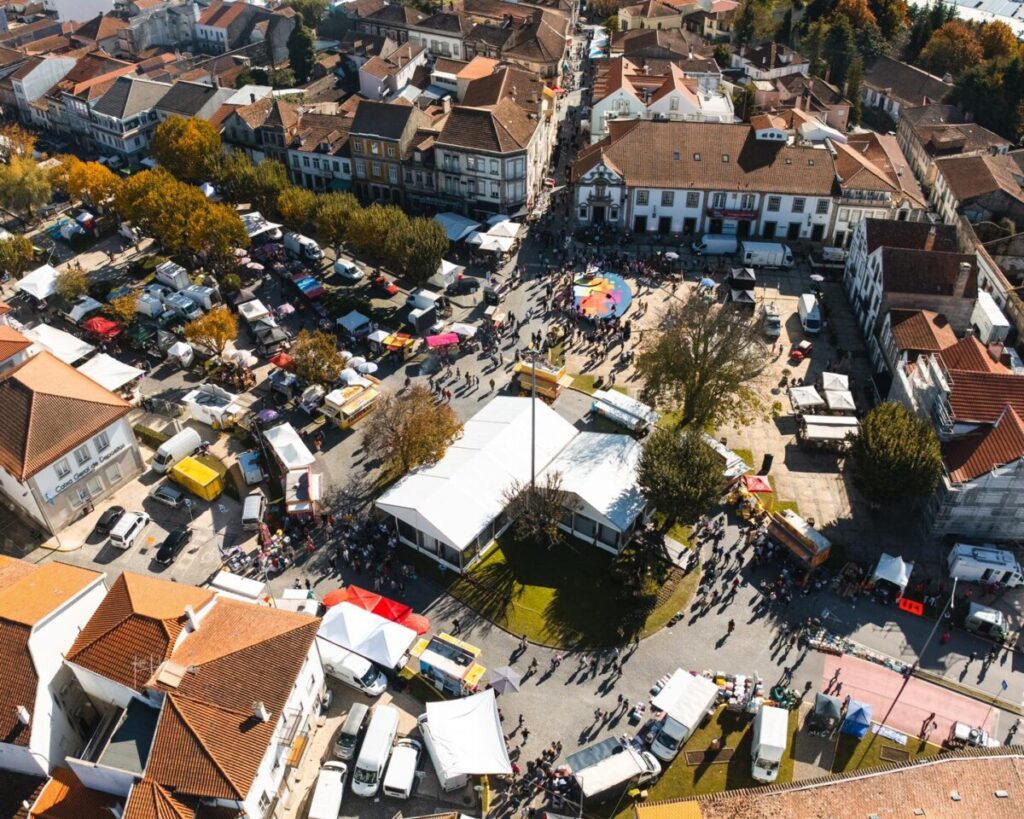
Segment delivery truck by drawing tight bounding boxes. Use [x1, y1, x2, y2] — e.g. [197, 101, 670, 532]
[650, 670, 720, 762]
[751, 704, 789, 783]
[567, 738, 661, 805]
[739, 240, 794, 268]
[948, 543, 1024, 588]
[691, 234, 738, 256]
[283, 231, 324, 262]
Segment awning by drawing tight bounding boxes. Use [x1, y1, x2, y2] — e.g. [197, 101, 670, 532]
[17, 264, 60, 300]
[317, 602, 418, 669]
[434, 212, 480, 242]
[329, 178, 352, 191]
[424, 690, 512, 775]
[77, 353, 143, 392]
[872, 553, 914, 590]
[337, 309, 370, 335]
[426, 332, 459, 348]
[367, 329, 390, 344]
[450, 322, 477, 338]
[81, 316, 122, 340]
[23, 323, 94, 364]
[238, 299, 271, 323]
[802, 415, 859, 441]
[742, 475, 773, 493]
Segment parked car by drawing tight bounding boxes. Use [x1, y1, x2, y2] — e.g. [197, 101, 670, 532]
[108, 511, 150, 550]
[154, 527, 192, 565]
[94, 505, 124, 536]
[150, 482, 185, 509]
[446, 277, 480, 295]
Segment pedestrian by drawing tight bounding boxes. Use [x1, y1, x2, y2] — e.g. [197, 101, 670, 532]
[518, 714, 525, 728]
[452, 617, 462, 634]
[521, 727, 530, 743]
[489, 378, 496, 392]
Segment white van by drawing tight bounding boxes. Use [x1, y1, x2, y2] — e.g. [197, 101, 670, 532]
[333, 258, 364, 282]
[308, 761, 347, 819]
[320, 642, 388, 697]
[152, 428, 202, 474]
[241, 489, 267, 531]
[334, 703, 370, 761]
[109, 511, 150, 550]
[798, 293, 822, 335]
[351, 704, 400, 797]
[382, 737, 421, 799]
[751, 705, 789, 782]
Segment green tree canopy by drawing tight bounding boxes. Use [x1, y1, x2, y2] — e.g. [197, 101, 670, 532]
[849, 402, 943, 506]
[289, 0, 328, 26]
[0, 234, 36, 278]
[362, 385, 464, 475]
[288, 24, 316, 84]
[638, 426, 727, 530]
[502, 472, 571, 548]
[402, 217, 450, 286]
[0, 157, 51, 219]
[290, 328, 345, 385]
[313, 191, 359, 250]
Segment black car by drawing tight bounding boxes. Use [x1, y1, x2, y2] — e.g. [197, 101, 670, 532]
[446, 278, 481, 296]
[154, 527, 192, 565]
[94, 506, 125, 536]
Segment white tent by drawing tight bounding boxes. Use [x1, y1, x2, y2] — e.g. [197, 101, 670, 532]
[17, 265, 60, 300]
[263, 422, 316, 470]
[337, 310, 370, 335]
[23, 324, 94, 364]
[487, 221, 520, 239]
[821, 372, 849, 392]
[67, 296, 103, 323]
[824, 389, 856, 412]
[77, 353, 144, 392]
[434, 212, 480, 242]
[789, 385, 826, 412]
[802, 415, 859, 441]
[367, 328, 389, 344]
[592, 389, 659, 432]
[317, 602, 418, 669]
[423, 690, 512, 776]
[651, 669, 721, 734]
[872, 553, 914, 590]
[466, 232, 515, 253]
[238, 299, 271, 323]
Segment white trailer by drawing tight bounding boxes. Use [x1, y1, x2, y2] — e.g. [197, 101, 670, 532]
[740, 240, 794, 268]
[751, 704, 789, 782]
[569, 741, 661, 803]
[948, 543, 1024, 588]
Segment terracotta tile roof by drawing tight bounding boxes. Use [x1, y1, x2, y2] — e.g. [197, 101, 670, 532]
[458, 54, 499, 80]
[462, 65, 544, 109]
[944, 405, 1024, 482]
[72, 14, 128, 42]
[647, 750, 1024, 819]
[738, 43, 806, 71]
[750, 112, 786, 131]
[123, 778, 192, 819]
[863, 55, 953, 107]
[0, 557, 102, 626]
[0, 350, 131, 481]
[361, 41, 425, 79]
[198, 0, 249, 28]
[30, 768, 120, 819]
[946, 369, 1024, 424]
[880, 248, 976, 297]
[0, 770, 44, 819]
[0, 298, 11, 315]
[503, 10, 567, 64]
[889, 309, 957, 353]
[935, 150, 1024, 206]
[863, 218, 958, 254]
[433, 57, 468, 75]
[571, 120, 838, 195]
[66, 573, 214, 692]
[0, 619, 34, 746]
[56, 51, 135, 98]
[0, 324, 31, 364]
[439, 98, 538, 152]
[940, 335, 1008, 374]
[834, 138, 899, 194]
[231, 96, 273, 129]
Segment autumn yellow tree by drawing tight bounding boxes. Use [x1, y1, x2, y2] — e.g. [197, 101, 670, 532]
[290, 329, 344, 384]
[362, 385, 464, 475]
[0, 235, 36, 278]
[115, 169, 208, 256]
[919, 21, 983, 77]
[313, 191, 358, 251]
[836, 0, 877, 29]
[107, 293, 138, 327]
[67, 159, 122, 210]
[185, 202, 249, 270]
[276, 186, 317, 228]
[149, 115, 223, 183]
[55, 267, 88, 301]
[980, 20, 1017, 59]
[183, 305, 237, 356]
[0, 157, 51, 220]
[0, 122, 36, 159]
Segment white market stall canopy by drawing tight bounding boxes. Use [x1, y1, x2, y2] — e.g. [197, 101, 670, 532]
[486, 220, 521, 239]
[317, 602, 418, 669]
[651, 669, 721, 732]
[77, 353, 144, 392]
[17, 264, 60, 300]
[238, 299, 271, 323]
[367, 328, 390, 344]
[802, 415, 859, 441]
[821, 372, 849, 392]
[263, 422, 316, 470]
[592, 389, 659, 432]
[824, 389, 856, 413]
[872, 553, 914, 590]
[790, 385, 825, 412]
[337, 309, 370, 335]
[466, 231, 515, 253]
[702, 433, 750, 479]
[23, 323, 94, 364]
[424, 689, 512, 775]
[434, 212, 480, 242]
[67, 296, 103, 323]
[183, 383, 242, 427]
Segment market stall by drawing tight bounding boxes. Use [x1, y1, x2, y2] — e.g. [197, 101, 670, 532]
[789, 386, 826, 414]
[412, 633, 487, 697]
[703, 434, 751, 481]
[316, 601, 418, 670]
[434, 212, 480, 242]
[798, 415, 859, 450]
[591, 389, 659, 433]
[183, 383, 242, 429]
[870, 553, 914, 602]
[23, 323, 95, 364]
[426, 332, 460, 349]
[824, 389, 856, 414]
[238, 299, 271, 323]
[17, 264, 59, 302]
[284, 468, 322, 516]
[81, 316, 122, 342]
[319, 375, 381, 429]
[77, 353, 144, 397]
[337, 309, 371, 339]
[422, 690, 512, 775]
[513, 359, 565, 401]
[840, 701, 873, 738]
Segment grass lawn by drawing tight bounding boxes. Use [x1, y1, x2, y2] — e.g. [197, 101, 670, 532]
[831, 732, 944, 773]
[448, 536, 697, 648]
[616, 706, 799, 815]
[733, 448, 755, 469]
[570, 373, 629, 396]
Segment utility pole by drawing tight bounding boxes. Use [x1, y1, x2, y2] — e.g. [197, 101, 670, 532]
[524, 347, 539, 488]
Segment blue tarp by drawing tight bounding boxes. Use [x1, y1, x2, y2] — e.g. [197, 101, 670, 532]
[840, 700, 873, 738]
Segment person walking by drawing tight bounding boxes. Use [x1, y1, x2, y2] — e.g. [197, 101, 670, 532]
[452, 617, 462, 634]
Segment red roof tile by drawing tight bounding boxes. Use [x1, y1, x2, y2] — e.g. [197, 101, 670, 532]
[940, 335, 1007, 374]
[946, 369, 1024, 424]
[944, 406, 1024, 482]
[889, 309, 957, 353]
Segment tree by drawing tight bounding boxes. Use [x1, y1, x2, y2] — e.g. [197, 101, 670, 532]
[981, 20, 1017, 59]
[869, 0, 910, 39]
[0, 157, 51, 220]
[918, 20, 983, 77]
[735, 0, 774, 45]
[801, 20, 829, 76]
[0, 122, 36, 159]
[904, 0, 956, 62]
[588, 0, 618, 16]
[214, 154, 291, 214]
[288, 24, 316, 85]
[55, 266, 88, 301]
[66, 159, 121, 210]
[0, 235, 36, 278]
[502, 473, 570, 548]
[403, 217, 450, 286]
[346, 204, 395, 262]
[290, 329, 345, 385]
[362, 385, 463, 474]
[604, 14, 619, 34]
[713, 44, 732, 68]
[115, 169, 209, 256]
[849, 402, 943, 506]
[635, 296, 769, 428]
[107, 293, 138, 327]
[836, 0, 877, 29]
[150, 115, 223, 183]
[846, 54, 864, 126]
[289, 0, 328, 26]
[824, 16, 858, 87]
[276, 186, 317, 228]
[313, 191, 358, 250]
[185, 202, 249, 269]
[183, 305, 237, 356]
[638, 426, 727, 530]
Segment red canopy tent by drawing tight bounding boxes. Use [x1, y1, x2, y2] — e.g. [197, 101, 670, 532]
[743, 475, 773, 493]
[322, 588, 347, 607]
[269, 352, 294, 369]
[82, 316, 122, 340]
[336, 584, 430, 633]
[425, 332, 459, 349]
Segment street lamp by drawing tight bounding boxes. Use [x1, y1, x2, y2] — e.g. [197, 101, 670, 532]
[521, 347, 542, 488]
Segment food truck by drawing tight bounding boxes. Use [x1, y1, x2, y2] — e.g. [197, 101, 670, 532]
[319, 376, 381, 429]
[411, 633, 486, 697]
[767, 509, 831, 569]
[513, 359, 566, 402]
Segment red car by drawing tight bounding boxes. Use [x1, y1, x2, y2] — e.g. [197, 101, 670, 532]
[373, 275, 399, 296]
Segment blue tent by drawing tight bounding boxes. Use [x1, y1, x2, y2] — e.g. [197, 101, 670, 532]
[840, 700, 873, 738]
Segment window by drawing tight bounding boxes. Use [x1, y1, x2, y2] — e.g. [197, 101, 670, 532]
[490, 159, 499, 175]
[661, 191, 674, 206]
[354, 158, 366, 177]
[370, 142, 380, 155]
[711, 192, 726, 208]
[491, 181, 500, 198]
[307, 673, 316, 693]
[740, 194, 755, 210]
[579, 205, 588, 218]
[816, 198, 830, 215]
[686, 191, 699, 208]
[792, 197, 805, 213]
[388, 165, 398, 184]
[693, 152, 701, 161]
[106, 463, 122, 484]
[291, 155, 300, 167]
[637, 190, 649, 206]
[721, 154, 729, 163]
[74, 444, 91, 466]
[673, 151, 680, 160]
[352, 139, 363, 154]
[94, 430, 110, 451]
[371, 161, 381, 176]
[258, 792, 272, 817]
[669, 97, 679, 111]
[55, 458, 70, 478]
[468, 179, 477, 195]
[404, 169, 413, 182]
[302, 156, 310, 167]
[386, 145, 395, 158]
[466, 155, 476, 171]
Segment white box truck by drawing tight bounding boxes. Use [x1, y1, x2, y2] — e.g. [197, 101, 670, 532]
[650, 670, 720, 762]
[308, 761, 347, 819]
[567, 739, 661, 804]
[751, 704, 789, 783]
[154, 260, 190, 291]
[948, 543, 1024, 588]
[283, 231, 324, 262]
[798, 293, 822, 334]
[691, 235, 738, 255]
[740, 240, 794, 268]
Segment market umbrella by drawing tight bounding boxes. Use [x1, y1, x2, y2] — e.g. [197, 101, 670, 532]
[348, 356, 367, 367]
[809, 273, 825, 282]
[322, 588, 347, 607]
[234, 247, 248, 257]
[664, 251, 680, 261]
[229, 349, 258, 367]
[400, 612, 431, 634]
[742, 475, 773, 494]
[340, 350, 354, 360]
[246, 262, 265, 271]
[276, 303, 295, 317]
[356, 362, 378, 374]
[339, 369, 361, 384]
[489, 666, 522, 694]
[270, 352, 294, 369]
[256, 409, 279, 423]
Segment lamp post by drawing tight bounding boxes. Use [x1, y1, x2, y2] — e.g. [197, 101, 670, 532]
[522, 347, 542, 488]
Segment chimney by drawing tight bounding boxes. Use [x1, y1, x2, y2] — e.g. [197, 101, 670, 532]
[924, 224, 936, 251]
[250, 92, 256, 103]
[442, 96, 452, 113]
[184, 605, 199, 631]
[16, 705, 30, 726]
[252, 701, 271, 722]
[769, 43, 776, 69]
[954, 261, 972, 298]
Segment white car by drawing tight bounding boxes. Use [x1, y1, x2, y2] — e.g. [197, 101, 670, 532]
[108, 511, 150, 550]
